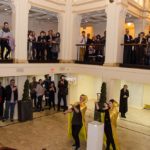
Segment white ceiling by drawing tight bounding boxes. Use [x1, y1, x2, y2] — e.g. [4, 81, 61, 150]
[0, 0, 138, 24]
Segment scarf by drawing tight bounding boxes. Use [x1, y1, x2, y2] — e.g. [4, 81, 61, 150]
[2, 27, 10, 33]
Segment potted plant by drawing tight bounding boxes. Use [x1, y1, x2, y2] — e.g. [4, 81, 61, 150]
[94, 82, 107, 122]
[18, 79, 33, 122]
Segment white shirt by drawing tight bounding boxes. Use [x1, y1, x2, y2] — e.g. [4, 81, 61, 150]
[79, 35, 87, 44]
[0, 29, 11, 39]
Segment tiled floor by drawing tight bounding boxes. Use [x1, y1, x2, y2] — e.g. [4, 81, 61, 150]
[0, 108, 150, 150]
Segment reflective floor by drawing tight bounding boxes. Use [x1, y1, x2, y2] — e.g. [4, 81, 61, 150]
[0, 108, 150, 150]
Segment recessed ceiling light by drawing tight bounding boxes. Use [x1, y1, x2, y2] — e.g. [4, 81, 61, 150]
[4, 8, 8, 11]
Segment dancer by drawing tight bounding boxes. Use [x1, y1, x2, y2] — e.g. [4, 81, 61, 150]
[64, 94, 88, 150]
[96, 99, 120, 150]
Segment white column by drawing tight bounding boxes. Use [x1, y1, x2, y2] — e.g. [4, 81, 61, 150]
[58, 0, 82, 62]
[104, 0, 127, 65]
[11, 0, 31, 63]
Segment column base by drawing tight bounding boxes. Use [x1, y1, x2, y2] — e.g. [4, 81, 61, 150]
[103, 63, 120, 67]
[59, 59, 75, 63]
[14, 59, 28, 63]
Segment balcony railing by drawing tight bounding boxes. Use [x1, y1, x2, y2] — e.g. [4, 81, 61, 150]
[121, 43, 150, 69]
[75, 44, 105, 65]
[27, 41, 60, 63]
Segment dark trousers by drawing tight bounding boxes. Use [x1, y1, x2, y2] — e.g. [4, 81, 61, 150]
[0, 102, 4, 119]
[123, 46, 132, 64]
[1, 40, 11, 60]
[104, 124, 116, 150]
[49, 95, 55, 110]
[37, 95, 43, 111]
[72, 125, 82, 148]
[4, 101, 16, 120]
[52, 52, 58, 60]
[36, 46, 45, 60]
[31, 93, 37, 108]
[57, 94, 67, 111]
[47, 47, 52, 60]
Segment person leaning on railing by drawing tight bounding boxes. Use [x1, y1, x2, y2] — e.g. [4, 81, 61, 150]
[36, 31, 47, 61]
[0, 22, 12, 60]
[123, 28, 133, 64]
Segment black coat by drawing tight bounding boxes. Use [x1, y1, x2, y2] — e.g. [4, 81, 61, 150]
[5, 85, 18, 101]
[58, 80, 68, 96]
[0, 86, 5, 103]
[119, 88, 129, 113]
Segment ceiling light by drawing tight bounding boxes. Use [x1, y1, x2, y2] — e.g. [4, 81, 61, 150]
[4, 8, 8, 11]
[127, 22, 132, 26]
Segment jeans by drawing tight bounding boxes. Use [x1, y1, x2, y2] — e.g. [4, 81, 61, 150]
[4, 101, 16, 120]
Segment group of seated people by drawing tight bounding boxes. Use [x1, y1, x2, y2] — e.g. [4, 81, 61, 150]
[123, 29, 150, 65]
[78, 31, 106, 64]
[28, 30, 60, 61]
[0, 22, 14, 60]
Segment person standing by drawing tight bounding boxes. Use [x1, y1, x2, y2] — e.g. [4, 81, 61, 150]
[43, 74, 51, 107]
[37, 31, 47, 61]
[79, 31, 87, 62]
[57, 75, 68, 112]
[119, 85, 129, 118]
[51, 32, 60, 61]
[46, 30, 54, 60]
[123, 29, 133, 64]
[48, 82, 56, 110]
[0, 82, 5, 120]
[35, 79, 45, 111]
[64, 102, 82, 150]
[3, 79, 18, 122]
[29, 76, 37, 109]
[0, 22, 12, 60]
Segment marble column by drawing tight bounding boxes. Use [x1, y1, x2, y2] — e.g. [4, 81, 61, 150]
[58, 0, 82, 62]
[11, 0, 31, 63]
[104, 0, 127, 66]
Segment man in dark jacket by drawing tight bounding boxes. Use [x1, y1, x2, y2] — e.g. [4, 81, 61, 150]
[3, 79, 18, 122]
[119, 85, 129, 118]
[123, 29, 133, 64]
[0, 82, 5, 120]
[57, 75, 68, 112]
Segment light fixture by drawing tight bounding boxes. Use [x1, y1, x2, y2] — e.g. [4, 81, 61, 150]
[127, 22, 132, 26]
[4, 8, 8, 11]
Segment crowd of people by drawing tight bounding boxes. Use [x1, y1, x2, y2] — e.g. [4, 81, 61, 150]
[78, 30, 106, 64]
[28, 30, 60, 61]
[123, 29, 150, 65]
[0, 73, 130, 150]
[0, 74, 68, 122]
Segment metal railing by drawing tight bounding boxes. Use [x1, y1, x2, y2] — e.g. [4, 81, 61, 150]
[76, 44, 105, 65]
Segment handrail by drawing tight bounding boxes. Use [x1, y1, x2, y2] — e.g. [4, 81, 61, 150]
[76, 44, 105, 46]
[121, 43, 147, 46]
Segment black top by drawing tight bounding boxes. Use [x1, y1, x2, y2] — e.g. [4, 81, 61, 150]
[72, 105, 82, 126]
[58, 79, 68, 96]
[5, 85, 18, 101]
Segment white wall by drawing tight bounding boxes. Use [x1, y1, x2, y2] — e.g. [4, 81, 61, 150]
[0, 13, 12, 29]
[28, 19, 58, 35]
[69, 74, 102, 111]
[0, 12, 58, 35]
[92, 22, 106, 36]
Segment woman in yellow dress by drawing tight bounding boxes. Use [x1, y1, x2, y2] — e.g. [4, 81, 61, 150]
[96, 99, 120, 150]
[64, 94, 88, 149]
